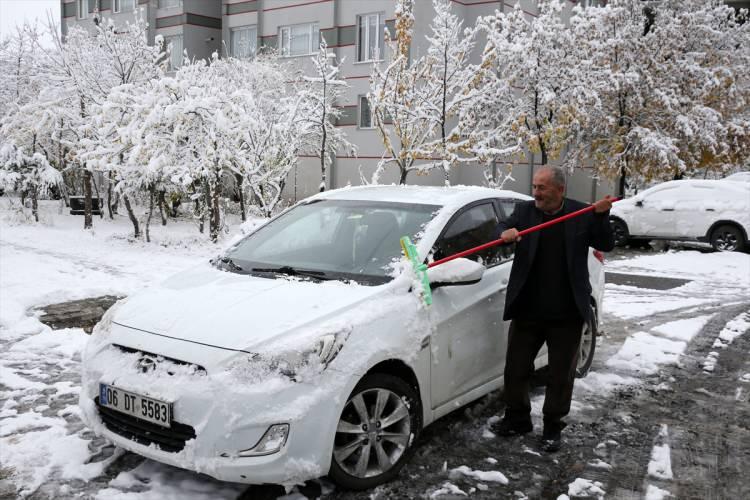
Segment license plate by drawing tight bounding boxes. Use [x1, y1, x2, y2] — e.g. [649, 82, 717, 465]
[99, 384, 172, 428]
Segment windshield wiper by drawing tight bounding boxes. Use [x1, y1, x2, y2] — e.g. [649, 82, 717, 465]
[251, 266, 331, 280]
[215, 256, 245, 272]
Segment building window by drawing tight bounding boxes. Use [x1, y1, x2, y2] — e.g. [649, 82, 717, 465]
[359, 96, 373, 129]
[230, 25, 257, 59]
[164, 34, 183, 71]
[278, 23, 319, 57]
[158, 0, 181, 8]
[114, 0, 136, 14]
[357, 13, 384, 62]
[77, 0, 88, 19]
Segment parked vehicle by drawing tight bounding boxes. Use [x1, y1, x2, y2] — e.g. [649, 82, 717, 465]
[610, 180, 750, 252]
[80, 186, 605, 490]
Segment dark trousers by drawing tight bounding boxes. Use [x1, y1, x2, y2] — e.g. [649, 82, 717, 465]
[503, 318, 583, 432]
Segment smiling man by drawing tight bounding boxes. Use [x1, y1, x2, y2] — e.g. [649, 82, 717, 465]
[493, 166, 615, 452]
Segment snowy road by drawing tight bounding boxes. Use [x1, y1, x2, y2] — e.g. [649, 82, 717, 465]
[1, 210, 749, 499]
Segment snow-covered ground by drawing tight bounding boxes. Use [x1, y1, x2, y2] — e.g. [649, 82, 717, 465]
[1, 200, 749, 499]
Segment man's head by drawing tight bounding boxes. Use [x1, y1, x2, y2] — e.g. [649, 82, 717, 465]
[532, 166, 565, 213]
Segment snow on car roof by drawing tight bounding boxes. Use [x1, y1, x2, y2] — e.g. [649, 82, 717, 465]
[643, 179, 750, 194]
[309, 184, 532, 206]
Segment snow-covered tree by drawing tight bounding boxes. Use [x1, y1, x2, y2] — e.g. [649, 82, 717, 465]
[408, 0, 498, 185]
[298, 39, 355, 191]
[32, 11, 164, 229]
[369, 0, 435, 184]
[0, 143, 63, 222]
[95, 54, 302, 241]
[478, 0, 590, 169]
[568, 0, 750, 190]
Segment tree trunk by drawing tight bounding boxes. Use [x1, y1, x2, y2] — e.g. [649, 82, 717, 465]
[399, 166, 408, 185]
[235, 172, 246, 222]
[195, 198, 204, 234]
[31, 189, 39, 222]
[158, 189, 167, 226]
[92, 175, 103, 219]
[123, 194, 140, 238]
[145, 186, 155, 243]
[107, 176, 114, 219]
[209, 183, 221, 243]
[83, 170, 93, 229]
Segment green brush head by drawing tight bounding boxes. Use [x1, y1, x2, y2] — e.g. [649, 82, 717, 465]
[400, 236, 432, 306]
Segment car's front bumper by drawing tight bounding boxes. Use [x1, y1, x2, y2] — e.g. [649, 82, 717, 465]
[79, 344, 353, 485]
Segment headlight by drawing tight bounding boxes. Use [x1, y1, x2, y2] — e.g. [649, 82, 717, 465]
[230, 328, 351, 382]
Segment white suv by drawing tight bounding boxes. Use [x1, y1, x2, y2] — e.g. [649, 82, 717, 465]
[610, 180, 750, 252]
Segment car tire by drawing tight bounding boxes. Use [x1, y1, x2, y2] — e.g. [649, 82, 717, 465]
[329, 373, 422, 490]
[710, 224, 745, 252]
[575, 314, 597, 378]
[610, 218, 629, 247]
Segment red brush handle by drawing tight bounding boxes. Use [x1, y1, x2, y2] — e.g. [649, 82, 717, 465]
[427, 197, 621, 269]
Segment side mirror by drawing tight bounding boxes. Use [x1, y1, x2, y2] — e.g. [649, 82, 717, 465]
[427, 258, 485, 289]
[635, 199, 643, 207]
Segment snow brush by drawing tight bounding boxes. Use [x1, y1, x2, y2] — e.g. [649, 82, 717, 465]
[401, 197, 621, 306]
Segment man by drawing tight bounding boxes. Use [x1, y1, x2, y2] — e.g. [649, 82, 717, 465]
[493, 166, 615, 452]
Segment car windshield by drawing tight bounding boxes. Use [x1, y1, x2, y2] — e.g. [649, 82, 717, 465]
[219, 199, 441, 285]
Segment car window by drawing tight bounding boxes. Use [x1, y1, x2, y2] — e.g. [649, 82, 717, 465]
[224, 200, 439, 284]
[432, 202, 502, 267]
[496, 199, 518, 260]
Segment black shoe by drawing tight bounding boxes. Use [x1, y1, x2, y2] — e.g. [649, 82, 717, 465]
[491, 418, 533, 437]
[540, 428, 562, 452]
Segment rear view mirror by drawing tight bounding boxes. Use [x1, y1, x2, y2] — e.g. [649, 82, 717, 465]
[427, 258, 485, 288]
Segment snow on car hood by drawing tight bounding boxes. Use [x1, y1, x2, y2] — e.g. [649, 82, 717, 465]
[110, 263, 388, 353]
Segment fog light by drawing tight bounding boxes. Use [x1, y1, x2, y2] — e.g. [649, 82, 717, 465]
[237, 424, 290, 457]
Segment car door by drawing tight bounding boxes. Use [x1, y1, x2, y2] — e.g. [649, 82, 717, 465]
[428, 200, 512, 409]
[629, 186, 681, 237]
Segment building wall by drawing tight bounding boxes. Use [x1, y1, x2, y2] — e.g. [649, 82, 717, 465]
[60, 0, 619, 203]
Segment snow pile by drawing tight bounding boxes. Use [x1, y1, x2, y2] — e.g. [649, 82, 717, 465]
[449, 465, 509, 484]
[567, 477, 606, 499]
[645, 484, 672, 500]
[606, 316, 713, 375]
[429, 481, 468, 498]
[647, 424, 673, 480]
[703, 311, 749, 372]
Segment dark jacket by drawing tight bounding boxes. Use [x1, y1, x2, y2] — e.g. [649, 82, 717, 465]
[496, 198, 615, 323]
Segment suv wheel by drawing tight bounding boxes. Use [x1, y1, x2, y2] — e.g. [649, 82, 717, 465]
[575, 315, 597, 378]
[610, 218, 629, 247]
[329, 373, 422, 490]
[710, 224, 745, 252]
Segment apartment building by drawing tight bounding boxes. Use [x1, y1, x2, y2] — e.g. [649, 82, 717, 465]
[71, 0, 728, 202]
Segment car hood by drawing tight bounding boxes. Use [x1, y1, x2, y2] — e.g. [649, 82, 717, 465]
[111, 263, 389, 353]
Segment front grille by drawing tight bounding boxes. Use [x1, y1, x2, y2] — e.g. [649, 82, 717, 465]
[114, 344, 207, 376]
[96, 397, 196, 453]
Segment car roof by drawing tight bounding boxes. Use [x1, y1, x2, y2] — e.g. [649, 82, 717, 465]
[309, 184, 532, 206]
[644, 179, 750, 193]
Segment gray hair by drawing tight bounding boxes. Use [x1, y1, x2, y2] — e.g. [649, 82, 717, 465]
[536, 166, 566, 187]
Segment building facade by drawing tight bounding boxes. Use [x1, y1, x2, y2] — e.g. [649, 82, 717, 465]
[72, 0, 750, 202]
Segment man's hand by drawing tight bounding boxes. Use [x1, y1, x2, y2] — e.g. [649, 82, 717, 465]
[501, 228, 521, 243]
[593, 195, 614, 214]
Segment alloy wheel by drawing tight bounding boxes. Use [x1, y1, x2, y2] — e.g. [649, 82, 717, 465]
[333, 388, 412, 478]
[713, 230, 738, 251]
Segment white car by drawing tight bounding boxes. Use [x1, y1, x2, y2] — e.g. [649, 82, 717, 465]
[610, 180, 750, 252]
[80, 186, 605, 490]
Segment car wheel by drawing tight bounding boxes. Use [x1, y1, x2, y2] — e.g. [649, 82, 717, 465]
[610, 218, 629, 247]
[329, 373, 421, 490]
[710, 224, 745, 252]
[575, 316, 597, 378]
